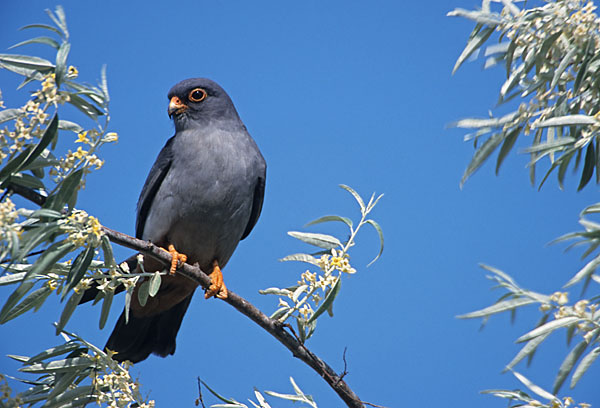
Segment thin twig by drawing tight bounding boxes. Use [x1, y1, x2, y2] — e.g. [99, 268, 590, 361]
[7, 183, 367, 408]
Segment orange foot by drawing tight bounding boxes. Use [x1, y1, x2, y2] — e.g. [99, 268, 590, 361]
[166, 244, 187, 275]
[205, 259, 228, 299]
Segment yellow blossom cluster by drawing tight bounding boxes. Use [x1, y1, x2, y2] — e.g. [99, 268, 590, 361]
[317, 249, 356, 274]
[93, 361, 155, 408]
[33, 72, 69, 106]
[59, 209, 103, 247]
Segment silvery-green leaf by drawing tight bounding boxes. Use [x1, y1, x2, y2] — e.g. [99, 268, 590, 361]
[365, 219, 384, 265]
[1, 286, 52, 323]
[504, 331, 551, 372]
[292, 285, 307, 302]
[553, 339, 588, 394]
[535, 115, 597, 128]
[517, 316, 580, 343]
[305, 215, 353, 229]
[20, 24, 63, 37]
[279, 253, 319, 265]
[0, 108, 25, 124]
[0, 272, 27, 286]
[521, 137, 575, 153]
[54, 42, 70, 86]
[199, 379, 239, 404]
[27, 341, 82, 364]
[0, 53, 55, 71]
[451, 26, 494, 74]
[551, 46, 577, 89]
[460, 132, 504, 187]
[64, 246, 94, 297]
[19, 356, 90, 373]
[452, 111, 518, 129]
[55, 290, 84, 334]
[9, 36, 60, 50]
[269, 307, 290, 320]
[339, 184, 365, 211]
[512, 371, 556, 401]
[496, 126, 521, 174]
[458, 297, 535, 319]
[58, 120, 83, 133]
[564, 254, 600, 288]
[571, 346, 600, 388]
[288, 231, 341, 250]
[259, 287, 291, 296]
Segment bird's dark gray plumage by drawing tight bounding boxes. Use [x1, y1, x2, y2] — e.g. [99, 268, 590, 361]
[105, 78, 266, 363]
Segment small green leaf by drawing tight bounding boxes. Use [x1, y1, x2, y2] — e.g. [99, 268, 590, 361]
[66, 93, 103, 119]
[44, 168, 83, 211]
[564, 254, 600, 288]
[101, 235, 116, 268]
[288, 231, 342, 250]
[6, 173, 45, 190]
[305, 215, 353, 229]
[55, 289, 84, 334]
[148, 271, 161, 297]
[64, 246, 95, 296]
[365, 219, 384, 266]
[199, 379, 239, 405]
[551, 46, 577, 89]
[137, 280, 150, 307]
[99, 288, 113, 330]
[308, 276, 341, 324]
[535, 115, 597, 128]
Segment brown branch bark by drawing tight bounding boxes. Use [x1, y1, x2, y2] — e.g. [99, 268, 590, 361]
[6, 183, 367, 408]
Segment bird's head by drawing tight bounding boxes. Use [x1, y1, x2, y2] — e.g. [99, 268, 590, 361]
[167, 78, 239, 130]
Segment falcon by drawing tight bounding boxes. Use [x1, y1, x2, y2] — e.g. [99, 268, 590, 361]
[103, 78, 266, 363]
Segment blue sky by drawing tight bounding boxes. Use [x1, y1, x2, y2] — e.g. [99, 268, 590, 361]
[1, 1, 599, 407]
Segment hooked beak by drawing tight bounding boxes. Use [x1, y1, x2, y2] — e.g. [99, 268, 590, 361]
[168, 96, 187, 118]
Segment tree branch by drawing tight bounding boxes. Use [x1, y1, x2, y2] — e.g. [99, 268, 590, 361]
[5, 183, 367, 408]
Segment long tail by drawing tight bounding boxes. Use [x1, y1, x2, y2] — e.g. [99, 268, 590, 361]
[105, 293, 194, 363]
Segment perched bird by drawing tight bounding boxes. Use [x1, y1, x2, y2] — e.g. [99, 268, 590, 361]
[104, 78, 266, 363]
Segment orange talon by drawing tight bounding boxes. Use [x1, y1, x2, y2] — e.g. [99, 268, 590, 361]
[167, 244, 187, 275]
[205, 259, 228, 299]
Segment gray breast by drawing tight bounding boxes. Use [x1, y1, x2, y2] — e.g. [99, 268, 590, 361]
[142, 124, 263, 271]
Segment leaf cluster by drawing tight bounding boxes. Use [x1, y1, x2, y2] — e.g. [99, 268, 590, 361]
[449, 0, 600, 190]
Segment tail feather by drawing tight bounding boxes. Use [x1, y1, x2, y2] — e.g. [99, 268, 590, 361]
[105, 293, 194, 363]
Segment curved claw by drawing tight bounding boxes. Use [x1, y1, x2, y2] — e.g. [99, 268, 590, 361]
[167, 244, 187, 275]
[205, 260, 228, 299]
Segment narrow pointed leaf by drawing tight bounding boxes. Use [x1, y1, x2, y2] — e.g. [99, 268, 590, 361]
[578, 141, 595, 191]
[27, 342, 82, 364]
[517, 316, 580, 343]
[339, 184, 365, 211]
[149, 271, 161, 297]
[461, 132, 504, 187]
[365, 219, 384, 266]
[452, 26, 494, 74]
[20, 24, 63, 37]
[305, 215, 353, 229]
[1, 286, 52, 323]
[564, 254, 600, 288]
[0, 53, 54, 71]
[504, 332, 551, 372]
[9, 36, 60, 50]
[551, 46, 577, 89]
[571, 346, 600, 388]
[495, 126, 521, 174]
[54, 42, 70, 87]
[553, 340, 588, 394]
[98, 288, 113, 330]
[288, 231, 341, 250]
[0, 108, 25, 124]
[279, 253, 319, 265]
[513, 371, 556, 401]
[55, 290, 84, 334]
[458, 297, 535, 319]
[308, 276, 341, 324]
[64, 246, 94, 295]
[19, 356, 90, 373]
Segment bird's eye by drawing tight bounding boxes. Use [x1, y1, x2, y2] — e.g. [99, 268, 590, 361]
[188, 88, 207, 102]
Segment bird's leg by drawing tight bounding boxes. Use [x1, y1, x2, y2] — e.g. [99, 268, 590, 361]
[205, 259, 228, 299]
[167, 244, 187, 275]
